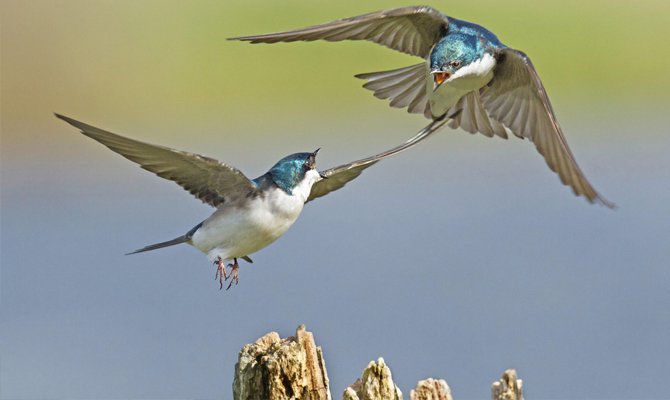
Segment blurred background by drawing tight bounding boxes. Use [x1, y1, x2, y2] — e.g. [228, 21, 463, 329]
[2, 0, 669, 398]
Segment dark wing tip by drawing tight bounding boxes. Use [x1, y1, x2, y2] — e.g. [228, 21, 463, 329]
[227, 34, 287, 43]
[54, 113, 87, 132]
[54, 112, 70, 123]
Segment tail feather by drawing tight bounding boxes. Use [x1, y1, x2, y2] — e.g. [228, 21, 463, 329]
[126, 222, 203, 255]
[126, 235, 189, 255]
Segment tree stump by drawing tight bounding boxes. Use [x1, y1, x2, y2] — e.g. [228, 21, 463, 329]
[410, 378, 453, 400]
[233, 325, 523, 400]
[491, 369, 523, 400]
[342, 358, 402, 400]
[233, 325, 330, 400]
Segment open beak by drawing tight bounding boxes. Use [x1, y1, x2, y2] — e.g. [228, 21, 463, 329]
[431, 71, 450, 88]
[311, 148, 326, 178]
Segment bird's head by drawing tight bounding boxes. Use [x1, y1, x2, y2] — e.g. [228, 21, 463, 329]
[269, 149, 325, 195]
[429, 33, 484, 86]
[429, 26, 503, 90]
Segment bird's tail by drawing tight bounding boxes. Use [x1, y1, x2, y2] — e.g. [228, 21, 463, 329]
[126, 222, 202, 255]
[126, 236, 190, 255]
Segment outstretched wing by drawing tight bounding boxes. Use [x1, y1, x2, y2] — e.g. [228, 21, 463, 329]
[446, 91, 510, 139]
[307, 117, 449, 202]
[55, 114, 258, 208]
[478, 49, 613, 207]
[355, 63, 432, 117]
[229, 6, 449, 58]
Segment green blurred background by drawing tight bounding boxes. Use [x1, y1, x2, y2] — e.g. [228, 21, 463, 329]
[4, 0, 670, 135]
[3, 1, 669, 398]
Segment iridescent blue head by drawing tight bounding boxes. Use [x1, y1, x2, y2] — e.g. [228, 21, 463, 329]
[267, 149, 321, 194]
[429, 18, 505, 85]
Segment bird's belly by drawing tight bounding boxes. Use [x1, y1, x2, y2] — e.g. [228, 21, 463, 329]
[429, 84, 470, 118]
[428, 71, 494, 118]
[190, 191, 304, 260]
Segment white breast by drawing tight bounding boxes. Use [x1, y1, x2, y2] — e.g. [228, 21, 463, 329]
[449, 52, 497, 86]
[190, 169, 321, 262]
[428, 53, 497, 118]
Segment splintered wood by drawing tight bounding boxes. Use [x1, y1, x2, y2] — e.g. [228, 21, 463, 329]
[233, 326, 523, 400]
[233, 325, 330, 400]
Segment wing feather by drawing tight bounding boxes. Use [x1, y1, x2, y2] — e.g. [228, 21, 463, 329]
[355, 63, 431, 116]
[447, 92, 509, 139]
[229, 6, 449, 58]
[479, 49, 613, 207]
[55, 114, 257, 208]
[307, 117, 450, 202]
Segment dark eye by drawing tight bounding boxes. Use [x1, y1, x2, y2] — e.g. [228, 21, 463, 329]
[449, 60, 462, 68]
[304, 156, 314, 170]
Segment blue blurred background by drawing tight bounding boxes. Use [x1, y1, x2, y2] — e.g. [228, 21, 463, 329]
[2, 1, 669, 398]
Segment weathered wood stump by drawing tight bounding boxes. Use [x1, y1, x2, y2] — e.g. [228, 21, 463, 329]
[233, 325, 523, 400]
[233, 325, 330, 400]
[491, 369, 523, 400]
[410, 378, 453, 400]
[342, 358, 402, 400]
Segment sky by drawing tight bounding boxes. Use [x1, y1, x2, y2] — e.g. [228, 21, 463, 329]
[2, 1, 670, 399]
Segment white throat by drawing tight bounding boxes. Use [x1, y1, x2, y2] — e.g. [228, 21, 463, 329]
[448, 53, 496, 83]
[292, 169, 321, 203]
[428, 52, 497, 118]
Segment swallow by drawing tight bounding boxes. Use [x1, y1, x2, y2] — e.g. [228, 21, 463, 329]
[55, 113, 446, 289]
[230, 6, 614, 207]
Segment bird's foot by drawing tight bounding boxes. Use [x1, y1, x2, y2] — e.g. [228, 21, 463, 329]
[224, 258, 240, 290]
[214, 257, 227, 290]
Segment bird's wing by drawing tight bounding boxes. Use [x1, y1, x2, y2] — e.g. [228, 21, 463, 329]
[446, 91, 510, 139]
[229, 6, 449, 58]
[307, 117, 449, 202]
[477, 49, 613, 207]
[55, 114, 258, 208]
[355, 63, 432, 117]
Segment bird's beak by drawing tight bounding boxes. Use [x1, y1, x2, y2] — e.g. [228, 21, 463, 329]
[309, 148, 321, 171]
[431, 71, 450, 88]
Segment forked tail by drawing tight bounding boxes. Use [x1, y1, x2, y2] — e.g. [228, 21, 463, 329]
[126, 222, 202, 255]
[126, 236, 190, 255]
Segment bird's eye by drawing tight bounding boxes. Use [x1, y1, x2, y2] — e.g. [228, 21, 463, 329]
[304, 156, 315, 170]
[449, 60, 462, 68]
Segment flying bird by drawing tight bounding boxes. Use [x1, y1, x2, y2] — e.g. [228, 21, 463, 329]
[230, 6, 613, 207]
[55, 113, 446, 289]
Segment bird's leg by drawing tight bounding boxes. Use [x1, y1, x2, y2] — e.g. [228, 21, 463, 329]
[214, 256, 227, 290]
[225, 258, 240, 290]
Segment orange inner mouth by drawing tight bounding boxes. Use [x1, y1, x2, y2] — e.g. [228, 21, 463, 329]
[433, 71, 450, 85]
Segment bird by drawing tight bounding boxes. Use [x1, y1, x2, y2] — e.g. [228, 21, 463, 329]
[230, 6, 614, 207]
[55, 113, 446, 289]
